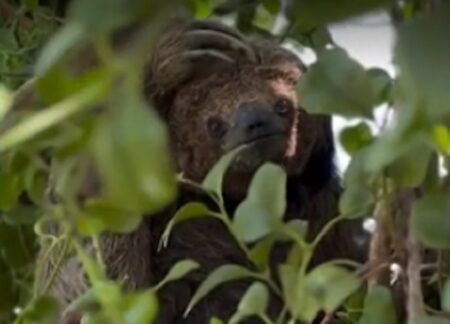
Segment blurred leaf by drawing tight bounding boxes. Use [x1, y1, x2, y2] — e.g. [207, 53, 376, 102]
[22, 0, 38, 11]
[0, 271, 15, 314]
[339, 122, 374, 156]
[159, 202, 214, 250]
[431, 124, 450, 155]
[65, 288, 100, 315]
[0, 169, 21, 212]
[91, 89, 176, 213]
[0, 85, 12, 121]
[415, 316, 450, 324]
[35, 23, 86, 76]
[154, 259, 199, 291]
[298, 48, 374, 118]
[413, 193, 450, 249]
[0, 29, 18, 52]
[288, 0, 391, 28]
[119, 290, 158, 324]
[37, 65, 108, 105]
[210, 318, 224, 324]
[358, 286, 396, 324]
[229, 282, 269, 324]
[0, 81, 107, 153]
[17, 295, 59, 324]
[339, 185, 374, 219]
[343, 287, 366, 323]
[367, 68, 392, 105]
[385, 141, 432, 187]
[78, 198, 143, 235]
[233, 163, 286, 243]
[253, 4, 276, 32]
[0, 223, 32, 268]
[301, 264, 361, 313]
[396, 6, 450, 120]
[3, 204, 40, 225]
[261, 0, 280, 14]
[186, 0, 215, 18]
[442, 277, 450, 312]
[185, 264, 256, 316]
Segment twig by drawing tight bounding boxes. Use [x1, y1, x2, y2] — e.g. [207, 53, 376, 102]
[406, 209, 425, 323]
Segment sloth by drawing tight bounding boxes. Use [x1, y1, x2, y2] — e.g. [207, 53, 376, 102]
[12, 18, 368, 323]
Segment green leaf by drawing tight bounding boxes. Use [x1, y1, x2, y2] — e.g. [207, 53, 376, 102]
[358, 286, 397, 324]
[210, 318, 224, 324]
[0, 81, 107, 153]
[287, 0, 390, 28]
[298, 48, 375, 118]
[367, 68, 392, 105]
[302, 264, 361, 313]
[202, 146, 243, 202]
[35, 23, 86, 76]
[229, 282, 269, 324]
[17, 296, 60, 324]
[0, 168, 21, 212]
[0, 85, 12, 121]
[77, 198, 143, 235]
[339, 123, 374, 156]
[415, 316, 450, 324]
[0, 222, 32, 268]
[275, 219, 308, 244]
[154, 259, 199, 291]
[339, 185, 374, 219]
[22, 0, 38, 10]
[431, 124, 450, 155]
[65, 288, 100, 315]
[3, 204, 40, 225]
[253, 4, 276, 32]
[233, 163, 286, 243]
[261, 0, 280, 15]
[91, 89, 176, 213]
[186, 0, 214, 18]
[395, 6, 450, 120]
[0, 28, 18, 52]
[158, 202, 215, 250]
[413, 193, 450, 249]
[185, 264, 256, 316]
[119, 290, 158, 324]
[248, 237, 275, 271]
[385, 141, 432, 188]
[442, 277, 450, 312]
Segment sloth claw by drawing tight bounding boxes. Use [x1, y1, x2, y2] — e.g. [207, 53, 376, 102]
[185, 29, 257, 63]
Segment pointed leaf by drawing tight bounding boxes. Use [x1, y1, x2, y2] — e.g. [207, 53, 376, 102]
[159, 202, 215, 250]
[232, 163, 286, 242]
[155, 259, 199, 291]
[413, 193, 450, 249]
[358, 286, 396, 324]
[185, 264, 256, 316]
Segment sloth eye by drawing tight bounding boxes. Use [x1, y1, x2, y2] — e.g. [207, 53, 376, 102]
[274, 98, 293, 117]
[206, 117, 228, 139]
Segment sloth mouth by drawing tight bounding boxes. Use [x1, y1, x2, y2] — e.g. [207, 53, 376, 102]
[227, 132, 287, 151]
[226, 133, 288, 172]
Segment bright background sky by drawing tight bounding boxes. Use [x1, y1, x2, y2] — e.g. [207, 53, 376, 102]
[295, 11, 396, 174]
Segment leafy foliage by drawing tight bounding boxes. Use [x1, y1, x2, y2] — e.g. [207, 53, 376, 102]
[1, 0, 450, 323]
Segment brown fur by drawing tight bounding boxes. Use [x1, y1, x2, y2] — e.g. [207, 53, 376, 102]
[21, 18, 368, 323]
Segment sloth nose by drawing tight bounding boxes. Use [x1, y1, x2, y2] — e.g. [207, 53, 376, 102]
[234, 102, 283, 140]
